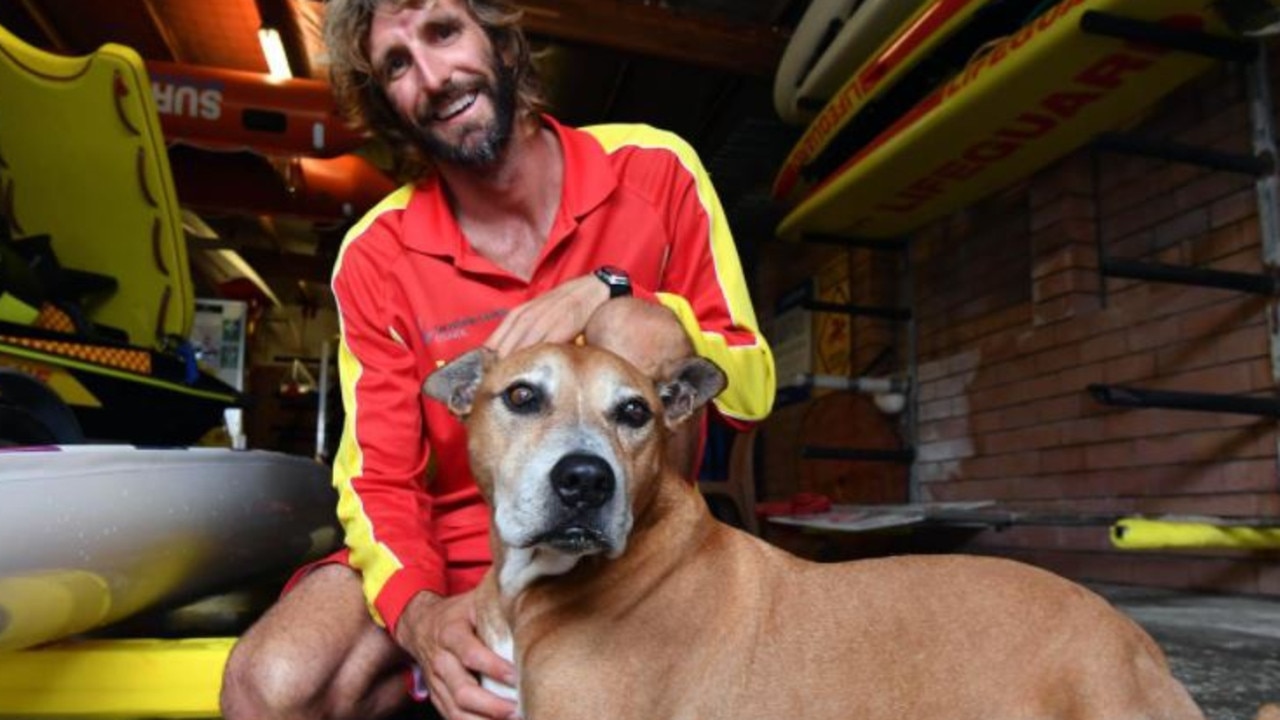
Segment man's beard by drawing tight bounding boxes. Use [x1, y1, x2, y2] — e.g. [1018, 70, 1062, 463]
[413, 56, 518, 168]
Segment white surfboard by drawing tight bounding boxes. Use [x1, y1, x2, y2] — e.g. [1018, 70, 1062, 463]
[0, 445, 339, 651]
[774, 0, 930, 125]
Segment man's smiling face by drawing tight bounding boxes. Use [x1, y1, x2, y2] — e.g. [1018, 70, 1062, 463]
[370, 0, 517, 166]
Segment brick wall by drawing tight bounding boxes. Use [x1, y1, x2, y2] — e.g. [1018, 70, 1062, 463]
[910, 57, 1280, 596]
[753, 242, 910, 515]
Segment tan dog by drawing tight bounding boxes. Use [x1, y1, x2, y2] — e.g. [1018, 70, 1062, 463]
[425, 344, 1204, 720]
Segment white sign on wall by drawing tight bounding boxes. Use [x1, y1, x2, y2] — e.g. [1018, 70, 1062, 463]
[191, 299, 248, 391]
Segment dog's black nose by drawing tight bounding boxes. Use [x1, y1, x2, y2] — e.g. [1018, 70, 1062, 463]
[549, 453, 614, 510]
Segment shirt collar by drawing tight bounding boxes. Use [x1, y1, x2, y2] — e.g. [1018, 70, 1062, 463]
[400, 115, 617, 261]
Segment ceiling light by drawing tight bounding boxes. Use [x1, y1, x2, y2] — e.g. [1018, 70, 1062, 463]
[258, 26, 293, 80]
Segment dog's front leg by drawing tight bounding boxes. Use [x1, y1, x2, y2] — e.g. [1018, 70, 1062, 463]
[474, 571, 520, 708]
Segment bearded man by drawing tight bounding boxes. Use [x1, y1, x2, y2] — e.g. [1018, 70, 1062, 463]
[219, 1, 774, 718]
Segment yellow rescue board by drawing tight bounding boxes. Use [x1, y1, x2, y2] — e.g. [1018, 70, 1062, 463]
[777, 0, 1232, 241]
[0, 24, 193, 346]
[773, 0, 995, 204]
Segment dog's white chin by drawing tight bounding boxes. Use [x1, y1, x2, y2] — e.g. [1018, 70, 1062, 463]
[498, 545, 585, 596]
[492, 473, 633, 596]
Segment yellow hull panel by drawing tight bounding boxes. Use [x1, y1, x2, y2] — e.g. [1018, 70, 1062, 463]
[0, 638, 231, 718]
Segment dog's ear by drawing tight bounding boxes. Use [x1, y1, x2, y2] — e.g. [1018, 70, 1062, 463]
[424, 348, 494, 417]
[657, 356, 726, 427]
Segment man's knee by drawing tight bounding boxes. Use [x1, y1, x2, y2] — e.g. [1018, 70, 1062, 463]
[585, 297, 693, 375]
[223, 629, 389, 720]
[221, 633, 320, 720]
[221, 565, 399, 720]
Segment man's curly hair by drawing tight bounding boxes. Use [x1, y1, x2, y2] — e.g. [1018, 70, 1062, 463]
[323, 0, 545, 179]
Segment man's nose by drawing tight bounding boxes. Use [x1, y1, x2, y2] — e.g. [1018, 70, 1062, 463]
[401, 44, 448, 94]
[409, 47, 453, 94]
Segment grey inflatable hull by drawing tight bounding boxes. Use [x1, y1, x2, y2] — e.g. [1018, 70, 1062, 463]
[0, 446, 339, 651]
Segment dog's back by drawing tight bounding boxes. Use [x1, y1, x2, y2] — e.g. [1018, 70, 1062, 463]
[703, 526, 1204, 720]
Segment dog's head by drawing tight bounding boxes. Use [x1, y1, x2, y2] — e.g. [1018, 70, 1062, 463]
[424, 344, 724, 586]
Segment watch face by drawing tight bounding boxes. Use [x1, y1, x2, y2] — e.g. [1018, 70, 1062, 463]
[596, 266, 632, 297]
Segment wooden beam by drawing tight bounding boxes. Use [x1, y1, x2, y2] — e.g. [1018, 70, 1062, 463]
[139, 0, 185, 62]
[17, 0, 69, 53]
[514, 0, 786, 77]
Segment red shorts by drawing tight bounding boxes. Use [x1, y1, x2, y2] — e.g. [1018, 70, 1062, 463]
[286, 543, 488, 594]
[283, 548, 488, 597]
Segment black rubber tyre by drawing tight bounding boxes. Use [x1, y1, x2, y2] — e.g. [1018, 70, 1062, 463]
[0, 369, 84, 445]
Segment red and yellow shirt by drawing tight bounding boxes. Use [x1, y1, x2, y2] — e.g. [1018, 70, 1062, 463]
[331, 117, 774, 633]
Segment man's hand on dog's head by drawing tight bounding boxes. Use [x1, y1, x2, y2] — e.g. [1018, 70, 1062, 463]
[395, 590, 520, 720]
[485, 275, 611, 358]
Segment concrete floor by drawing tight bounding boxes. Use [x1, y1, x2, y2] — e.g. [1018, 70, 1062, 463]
[1098, 585, 1280, 720]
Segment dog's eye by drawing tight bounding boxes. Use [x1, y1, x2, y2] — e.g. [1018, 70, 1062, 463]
[502, 382, 542, 414]
[614, 397, 652, 428]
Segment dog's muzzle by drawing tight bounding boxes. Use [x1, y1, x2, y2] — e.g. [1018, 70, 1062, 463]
[531, 453, 616, 553]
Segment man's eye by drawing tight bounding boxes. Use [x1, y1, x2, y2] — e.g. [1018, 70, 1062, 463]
[502, 382, 542, 414]
[426, 21, 459, 44]
[614, 398, 652, 429]
[382, 54, 409, 80]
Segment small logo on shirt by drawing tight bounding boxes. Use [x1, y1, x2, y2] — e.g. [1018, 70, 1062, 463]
[420, 309, 508, 345]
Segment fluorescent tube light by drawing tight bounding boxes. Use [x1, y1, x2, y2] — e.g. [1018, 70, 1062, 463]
[258, 26, 293, 80]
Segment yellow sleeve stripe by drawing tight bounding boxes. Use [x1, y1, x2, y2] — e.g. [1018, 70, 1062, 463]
[328, 184, 417, 626]
[587, 124, 776, 421]
[331, 336, 401, 627]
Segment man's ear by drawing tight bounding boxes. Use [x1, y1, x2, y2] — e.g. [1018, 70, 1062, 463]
[656, 356, 726, 428]
[423, 348, 494, 417]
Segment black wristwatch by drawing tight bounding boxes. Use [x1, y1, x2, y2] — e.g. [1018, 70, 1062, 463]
[594, 265, 632, 298]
